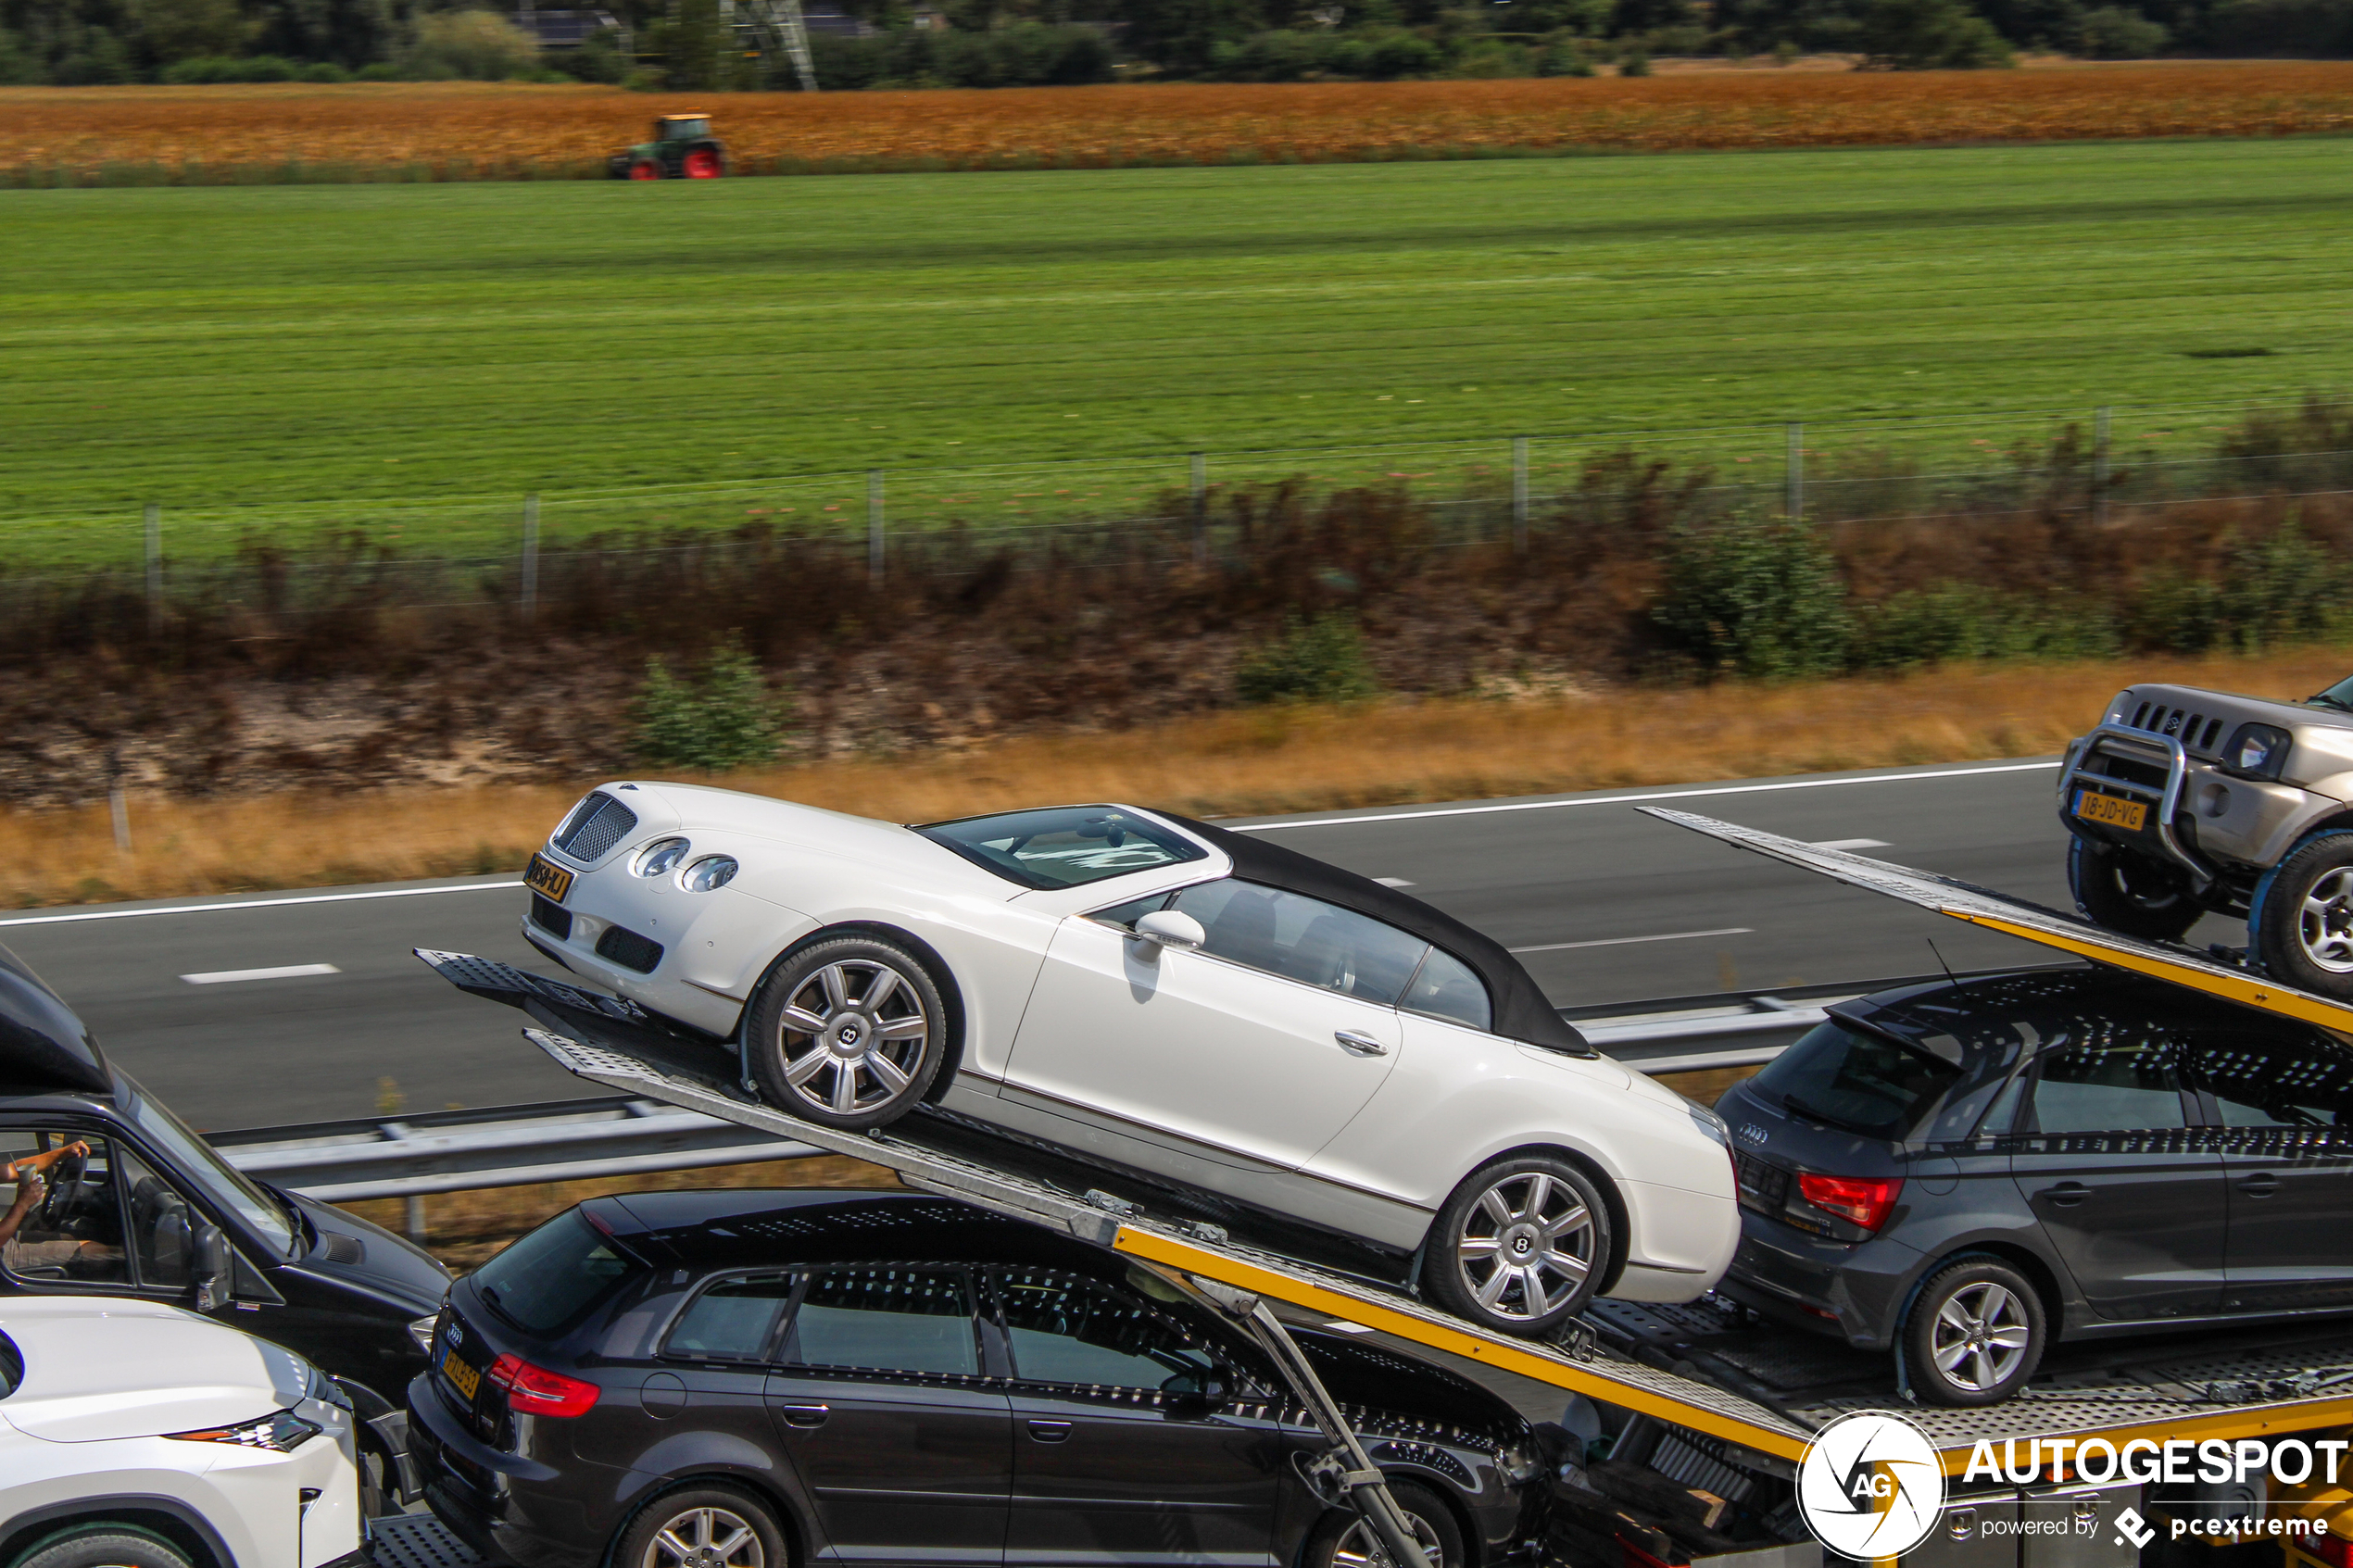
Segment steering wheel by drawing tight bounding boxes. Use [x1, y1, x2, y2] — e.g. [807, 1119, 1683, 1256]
[37, 1147, 88, 1228]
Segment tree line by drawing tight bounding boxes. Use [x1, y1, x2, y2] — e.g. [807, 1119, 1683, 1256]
[3, 0, 2347, 89]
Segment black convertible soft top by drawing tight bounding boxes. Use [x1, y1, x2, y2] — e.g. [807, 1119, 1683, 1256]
[1161, 814, 1594, 1057]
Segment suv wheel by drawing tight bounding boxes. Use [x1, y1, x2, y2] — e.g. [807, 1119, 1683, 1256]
[1425, 1156, 1610, 1336]
[616, 1487, 784, 1568]
[1902, 1257, 2045, 1407]
[1302, 1481, 1463, 1568]
[2254, 834, 2353, 997]
[2068, 838, 2200, 941]
[747, 935, 947, 1131]
[9, 1526, 195, 1568]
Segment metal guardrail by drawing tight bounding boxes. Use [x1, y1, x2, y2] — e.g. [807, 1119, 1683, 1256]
[210, 965, 2066, 1201]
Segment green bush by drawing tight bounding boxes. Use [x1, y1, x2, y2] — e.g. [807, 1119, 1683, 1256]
[1854, 587, 2119, 670]
[400, 10, 540, 81]
[1617, 46, 1651, 71]
[633, 638, 790, 771]
[1854, 0, 2014, 66]
[2207, 0, 2353, 51]
[808, 23, 1114, 90]
[1235, 612, 1381, 705]
[2074, 5, 2168, 54]
[158, 51, 307, 81]
[1651, 514, 1855, 679]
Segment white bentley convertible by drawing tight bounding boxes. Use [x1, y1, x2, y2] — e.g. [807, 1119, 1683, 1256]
[518, 786, 1740, 1336]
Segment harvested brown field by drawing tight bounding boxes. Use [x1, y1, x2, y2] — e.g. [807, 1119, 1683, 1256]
[7, 64, 2353, 182]
[11, 646, 2353, 912]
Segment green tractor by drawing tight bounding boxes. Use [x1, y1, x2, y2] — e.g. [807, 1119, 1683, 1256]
[609, 114, 729, 180]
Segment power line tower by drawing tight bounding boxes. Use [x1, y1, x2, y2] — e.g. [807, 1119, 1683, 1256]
[737, 0, 818, 89]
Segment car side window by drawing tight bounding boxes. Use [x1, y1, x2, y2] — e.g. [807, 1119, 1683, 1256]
[782, 1267, 980, 1377]
[2196, 1031, 2353, 1128]
[117, 1145, 195, 1292]
[666, 1274, 796, 1361]
[993, 1267, 1220, 1393]
[1400, 947, 1491, 1033]
[2025, 1031, 2190, 1135]
[1168, 879, 1428, 1006]
[0, 1129, 129, 1288]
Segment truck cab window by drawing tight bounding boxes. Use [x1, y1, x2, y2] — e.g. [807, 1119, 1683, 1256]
[0, 1129, 129, 1287]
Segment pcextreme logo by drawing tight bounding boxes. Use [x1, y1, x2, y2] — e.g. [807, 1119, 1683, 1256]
[1796, 1412, 1947, 1558]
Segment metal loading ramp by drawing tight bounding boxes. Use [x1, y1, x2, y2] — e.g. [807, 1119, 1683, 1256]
[419, 948, 2353, 1484]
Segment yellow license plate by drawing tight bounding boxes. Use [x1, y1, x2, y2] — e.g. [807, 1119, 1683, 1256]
[441, 1348, 482, 1401]
[2074, 790, 2148, 833]
[523, 853, 574, 903]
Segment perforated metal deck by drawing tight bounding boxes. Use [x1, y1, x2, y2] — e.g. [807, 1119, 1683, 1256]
[421, 948, 2353, 1471]
[370, 1513, 484, 1568]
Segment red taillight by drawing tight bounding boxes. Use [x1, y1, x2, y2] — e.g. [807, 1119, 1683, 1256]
[486, 1352, 601, 1418]
[1797, 1173, 1904, 1233]
[2304, 1533, 2353, 1568]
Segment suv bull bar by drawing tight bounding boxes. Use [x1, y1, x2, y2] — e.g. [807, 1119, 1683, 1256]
[2057, 721, 2219, 890]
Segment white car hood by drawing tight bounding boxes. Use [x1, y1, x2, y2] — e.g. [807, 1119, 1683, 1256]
[0, 1297, 301, 1442]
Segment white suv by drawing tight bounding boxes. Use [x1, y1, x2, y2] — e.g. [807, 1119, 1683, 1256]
[0, 1296, 367, 1568]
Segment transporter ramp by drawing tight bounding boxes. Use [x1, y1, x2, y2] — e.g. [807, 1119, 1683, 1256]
[418, 947, 2353, 1500]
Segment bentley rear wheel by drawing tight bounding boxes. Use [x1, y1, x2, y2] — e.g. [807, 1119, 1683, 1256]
[1425, 1155, 1609, 1336]
[747, 935, 947, 1131]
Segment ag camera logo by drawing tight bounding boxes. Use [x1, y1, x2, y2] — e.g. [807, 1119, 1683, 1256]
[1798, 1412, 1947, 1558]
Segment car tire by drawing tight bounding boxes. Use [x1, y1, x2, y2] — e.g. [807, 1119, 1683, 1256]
[746, 935, 948, 1131]
[8, 1526, 195, 1568]
[1301, 1480, 1464, 1568]
[2253, 834, 2353, 997]
[613, 1486, 786, 1568]
[1425, 1156, 1610, 1337]
[2068, 837, 2201, 941]
[1901, 1256, 2046, 1407]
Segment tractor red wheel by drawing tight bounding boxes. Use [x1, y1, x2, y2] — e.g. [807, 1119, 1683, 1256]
[682, 148, 723, 179]
[629, 160, 661, 180]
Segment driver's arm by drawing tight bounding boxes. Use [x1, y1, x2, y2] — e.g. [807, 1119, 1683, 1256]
[0, 1170, 44, 1248]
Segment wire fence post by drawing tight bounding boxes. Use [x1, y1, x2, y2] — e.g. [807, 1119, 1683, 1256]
[1511, 435, 1530, 554]
[1784, 422, 1804, 521]
[867, 469, 886, 587]
[143, 502, 161, 634]
[1189, 452, 1208, 568]
[521, 493, 540, 624]
[2093, 406, 2111, 528]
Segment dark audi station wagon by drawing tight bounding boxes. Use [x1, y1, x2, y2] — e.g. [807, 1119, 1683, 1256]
[1718, 965, 2353, 1407]
[409, 1190, 1545, 1568]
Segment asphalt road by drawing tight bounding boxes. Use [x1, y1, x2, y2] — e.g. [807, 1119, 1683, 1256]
[8, 756, 2226, 1131]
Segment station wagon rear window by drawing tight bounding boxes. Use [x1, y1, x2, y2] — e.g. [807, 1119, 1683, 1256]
[917, 807, 1206, 890]
[476, 1210, 643, 1335]
[1748, 1022, 1962, 1139]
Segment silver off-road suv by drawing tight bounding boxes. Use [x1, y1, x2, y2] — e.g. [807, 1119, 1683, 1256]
[2061, 672, 2353, 994]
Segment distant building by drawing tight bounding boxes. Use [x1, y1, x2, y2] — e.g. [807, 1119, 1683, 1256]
[511, 6, 622, 48]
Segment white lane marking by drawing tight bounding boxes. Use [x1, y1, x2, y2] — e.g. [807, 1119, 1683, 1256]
[1374, 877, 1416, 887]
[1237, 760, 2058, 833]
[181, 963, 343, 985]
[0, 880, 523, 929]
[1511, 927, 1753, 955]
[1809, 838, 1891, 851]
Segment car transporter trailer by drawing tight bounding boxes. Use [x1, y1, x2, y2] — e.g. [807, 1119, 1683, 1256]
[416, 820, 2353, 1568]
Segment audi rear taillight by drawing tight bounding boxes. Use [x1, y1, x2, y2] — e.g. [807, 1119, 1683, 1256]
[486, 1353, 600, 1418]
[1797, 1173, 1903, 1233]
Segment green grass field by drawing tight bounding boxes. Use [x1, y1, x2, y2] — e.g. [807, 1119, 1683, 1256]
[6, 135, 2352, 563]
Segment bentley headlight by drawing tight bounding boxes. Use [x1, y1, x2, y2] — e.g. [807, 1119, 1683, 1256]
[681, 855, 739, 893]
[635, 837, 691, 878]
[2225, 722, 2291, 782]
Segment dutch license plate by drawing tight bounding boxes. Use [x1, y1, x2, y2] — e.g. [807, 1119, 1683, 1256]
[440, 1345, 482, 1401]
[523, 853, 574, 903]
[2073, 790, 2148, 834]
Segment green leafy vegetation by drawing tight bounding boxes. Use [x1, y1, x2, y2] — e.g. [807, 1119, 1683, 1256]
[1236, 611, 1381, 703]
[1652, 514, 1856, 678]
[633, 636, 791, 770]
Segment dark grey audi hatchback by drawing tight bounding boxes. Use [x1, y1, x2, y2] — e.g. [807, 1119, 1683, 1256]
[408, 1189, 1545, 1568]
[1717, 965, 2353, 1407]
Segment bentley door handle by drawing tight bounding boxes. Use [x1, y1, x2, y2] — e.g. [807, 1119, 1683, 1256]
[778, 1402, 831, 1428]
[1335, 1030, 1389, 1057]
[1027, 1419, 1074, 1442]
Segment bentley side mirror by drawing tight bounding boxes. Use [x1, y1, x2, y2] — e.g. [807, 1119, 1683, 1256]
[1133, 910, 1206, 954]
[193, 1222, 230, 1313]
